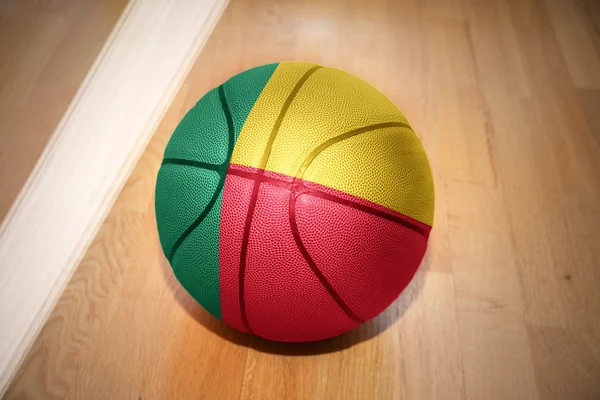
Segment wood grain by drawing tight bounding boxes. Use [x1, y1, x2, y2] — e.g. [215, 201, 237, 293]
[5, 0, 600, 398]
[0, 0, 128, 223]
[0, 0, 229, 392]
[577, 89, 600, 147]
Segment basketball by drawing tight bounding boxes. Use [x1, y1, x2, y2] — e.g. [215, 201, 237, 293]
[155, 62, 434, 342]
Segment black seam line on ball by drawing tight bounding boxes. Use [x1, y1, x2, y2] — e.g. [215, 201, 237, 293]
[295, 122, 414, 179]
[227, 166, 430, 238]
[167, 84, 234, 263]
[162, 158, 225, 173]
[237, 65, 323, 335]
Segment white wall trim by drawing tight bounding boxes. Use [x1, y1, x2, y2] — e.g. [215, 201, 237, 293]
[0, 0, 228, 393]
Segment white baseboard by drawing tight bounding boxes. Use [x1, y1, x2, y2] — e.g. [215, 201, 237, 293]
[0, 0, 229, 393]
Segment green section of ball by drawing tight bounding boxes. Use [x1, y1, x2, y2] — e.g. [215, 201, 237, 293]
[164, 87, 228, 164]
[223, 63, 280, 136]
[155, 165, 220, 265]
[155, 63, 279, 319]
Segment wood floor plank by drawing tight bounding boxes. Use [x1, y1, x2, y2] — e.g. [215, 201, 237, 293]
[425, 21, 497, 187]
[0, 0, 128, 223]
[577, 89, 600, 147]
[426, 3, 542, 398]
[585, 0, 600, 34]
[527, 326, 600, 400]
[446, 182, 539, 400]
[545, 0, 600, 89]
[500, 0, 600, 329]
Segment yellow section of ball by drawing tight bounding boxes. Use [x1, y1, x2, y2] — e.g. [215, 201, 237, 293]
[230, 61, 434, 226]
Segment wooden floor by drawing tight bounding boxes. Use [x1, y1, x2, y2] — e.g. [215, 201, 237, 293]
[5, 0, 600, 398]
[0, 0, 127, 223]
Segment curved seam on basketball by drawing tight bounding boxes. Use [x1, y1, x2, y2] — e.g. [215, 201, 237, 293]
[288, 122, 419, 322]
[162, 158, 223, 171]
[295, 121, 413, 179]
[238, 65, 323, 334]
[235, 120, 426, 328]
[227, 167, 430, 236]
[299, 189, 429, 237]
[164, 123, 426, 236]
[167, 84, 234, 263]
[288, 122, 424, 322]
[291, 122, 428, 236]
[287, 123, 423, 323]
[288, 192, 364, 324]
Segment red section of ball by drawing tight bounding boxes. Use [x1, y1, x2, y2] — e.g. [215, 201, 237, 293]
[294, 191, 427, 322]
[219, 164, 430, 342]
[219, 171, 253, 334]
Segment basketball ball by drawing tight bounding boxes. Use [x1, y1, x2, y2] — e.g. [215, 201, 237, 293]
[155, 62, 434, 342]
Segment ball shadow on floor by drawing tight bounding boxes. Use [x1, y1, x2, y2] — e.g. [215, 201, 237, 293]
[160, 246, 427, 355]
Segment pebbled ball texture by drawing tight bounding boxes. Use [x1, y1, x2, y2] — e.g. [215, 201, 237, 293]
[155, 61, 434, 342]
